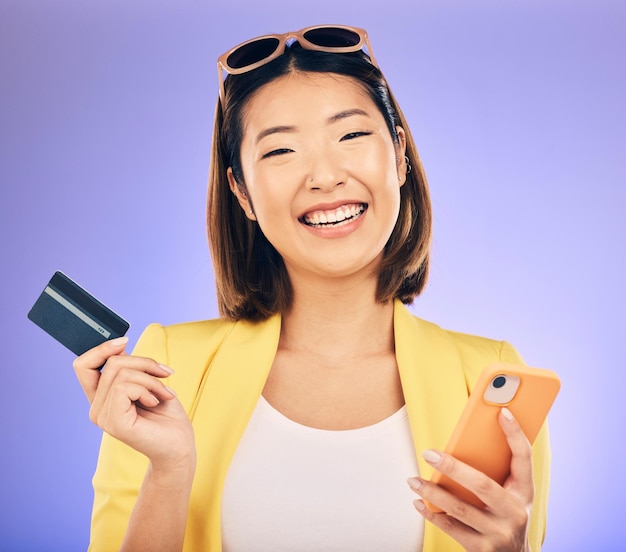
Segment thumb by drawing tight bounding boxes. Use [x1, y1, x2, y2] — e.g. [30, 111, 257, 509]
[73, 336, 129, 402]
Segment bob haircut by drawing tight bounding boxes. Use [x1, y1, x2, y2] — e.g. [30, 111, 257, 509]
[208, 44, 432, 321]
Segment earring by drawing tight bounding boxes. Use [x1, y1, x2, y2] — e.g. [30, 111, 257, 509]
[405, 155, 412, 174]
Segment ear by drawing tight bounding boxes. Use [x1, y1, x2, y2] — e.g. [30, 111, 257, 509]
[395, 127, 408, 187]
[227, 167, 256, 221]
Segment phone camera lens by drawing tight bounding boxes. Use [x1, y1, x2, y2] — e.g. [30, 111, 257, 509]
[493, 375, 507, 389]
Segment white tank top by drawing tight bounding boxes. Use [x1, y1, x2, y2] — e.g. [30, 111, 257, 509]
[221, 396, 424, 552]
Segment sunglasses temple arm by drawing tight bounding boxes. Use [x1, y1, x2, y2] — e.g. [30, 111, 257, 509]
[217, 63, 226, 103]
[364, 35, 379, 69]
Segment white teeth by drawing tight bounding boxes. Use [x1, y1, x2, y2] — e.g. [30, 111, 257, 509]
[302, 204, 365, 227]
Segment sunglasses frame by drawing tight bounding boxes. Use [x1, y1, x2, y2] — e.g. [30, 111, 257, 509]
[216, 24, 378, 102]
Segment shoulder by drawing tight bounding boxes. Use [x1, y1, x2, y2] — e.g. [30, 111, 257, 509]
[132, 318, 236, 360]
[130, 318, 238, 412]
[400, 306, 525, 390]
[443, 326, 525, 365]
[444, 326, 525, 389]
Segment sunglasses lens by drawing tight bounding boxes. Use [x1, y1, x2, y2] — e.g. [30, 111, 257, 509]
[302, 27, 361, 48]
[226, 37, 281, 69]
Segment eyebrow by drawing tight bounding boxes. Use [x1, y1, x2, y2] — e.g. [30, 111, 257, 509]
[254, 109, 371, 145]
[255, 125, 297, 145]
[327, 108, 369, 123]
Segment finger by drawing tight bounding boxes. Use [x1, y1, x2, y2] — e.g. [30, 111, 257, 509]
[73, 336, 129, 402]
[499, 408, 534, 503]
[92, 381, 160, 434]
[99, 353, 174, 383]
[412, 498, 485, 551]
[94, 382, 188, 462]
[90, 359, 176, 421]
[408, 476, 490, 533]
[421, 449, 508, 515]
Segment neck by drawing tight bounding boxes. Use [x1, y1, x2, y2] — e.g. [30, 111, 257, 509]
[280, 275, 396, 362]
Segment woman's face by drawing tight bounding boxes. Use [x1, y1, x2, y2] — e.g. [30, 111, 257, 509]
[229, 71, 407, 285]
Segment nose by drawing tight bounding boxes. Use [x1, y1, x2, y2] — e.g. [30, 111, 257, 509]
[305, 150, 346, 192]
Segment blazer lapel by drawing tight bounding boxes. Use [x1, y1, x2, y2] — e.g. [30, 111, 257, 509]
[185, 314, 282, 551]
[394, 300, 468, 552]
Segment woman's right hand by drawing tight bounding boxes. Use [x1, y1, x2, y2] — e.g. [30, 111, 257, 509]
[73, 337, 195, 471]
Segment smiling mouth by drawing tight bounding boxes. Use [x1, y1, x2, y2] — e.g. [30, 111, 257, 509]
[300, 203, 367, 228]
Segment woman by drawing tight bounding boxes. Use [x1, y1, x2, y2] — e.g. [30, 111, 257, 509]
[74, 25, 550, 552]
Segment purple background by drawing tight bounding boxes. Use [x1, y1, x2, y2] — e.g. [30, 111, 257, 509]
[1, 1, 624, 550]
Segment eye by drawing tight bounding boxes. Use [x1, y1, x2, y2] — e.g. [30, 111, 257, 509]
[340, 131, 373, 141]
[262, 148, 294, 159]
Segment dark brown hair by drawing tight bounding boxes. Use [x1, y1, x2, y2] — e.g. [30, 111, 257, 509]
[208, 45, 432, 321]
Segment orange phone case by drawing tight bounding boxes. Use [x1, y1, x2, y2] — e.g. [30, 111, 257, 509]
[428, 362, 561, 510]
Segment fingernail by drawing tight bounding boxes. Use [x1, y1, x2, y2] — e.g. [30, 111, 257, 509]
[407, 477, 423, 492]
[159, 364, 175, 375]
[109, 336, 129, 348]
[501, 407, 514, 421]
[165, 386, 177, 397]
[414, 499, 426, 511]
[422, 449, 442, 464]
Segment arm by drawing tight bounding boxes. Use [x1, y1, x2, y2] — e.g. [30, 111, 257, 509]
[407, 340, 552, 552]
[75, 334, 196, 552]
[120, 456, 195, 552]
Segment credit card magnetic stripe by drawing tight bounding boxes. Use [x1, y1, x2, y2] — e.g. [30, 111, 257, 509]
[43, 285, 112, 338]
[48, 271, 128, 333]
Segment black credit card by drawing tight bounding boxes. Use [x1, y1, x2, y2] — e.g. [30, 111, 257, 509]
[28, 271, 130, 356]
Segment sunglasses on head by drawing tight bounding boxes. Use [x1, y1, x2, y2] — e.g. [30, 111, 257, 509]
[217, 24, 378, 102]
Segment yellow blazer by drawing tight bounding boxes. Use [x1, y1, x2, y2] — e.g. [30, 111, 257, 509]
[90, 300, 550, 551]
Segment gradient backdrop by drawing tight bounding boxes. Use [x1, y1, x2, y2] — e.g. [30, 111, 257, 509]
[1, 1, 624, 550]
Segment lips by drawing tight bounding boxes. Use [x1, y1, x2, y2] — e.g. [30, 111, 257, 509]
[300, 203, 367, 228]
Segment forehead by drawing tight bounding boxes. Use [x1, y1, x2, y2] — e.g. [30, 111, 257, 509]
[241, 72, 380, 129]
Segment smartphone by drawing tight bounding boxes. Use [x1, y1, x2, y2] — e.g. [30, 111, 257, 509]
[427, 362, 561, 510]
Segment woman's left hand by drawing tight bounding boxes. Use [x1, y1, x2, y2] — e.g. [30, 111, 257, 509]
[408, 408, 533, 552]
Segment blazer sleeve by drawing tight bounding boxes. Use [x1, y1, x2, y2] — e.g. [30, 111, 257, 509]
[499, 341, 551, 552]
[88, 323, 169, 552]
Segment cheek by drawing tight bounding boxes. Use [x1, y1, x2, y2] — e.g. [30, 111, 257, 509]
[247, 164, 302, 214]
[247, 182, 296, 233]
[361, 153, 402, 202]
[359, 139, 399, 176]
